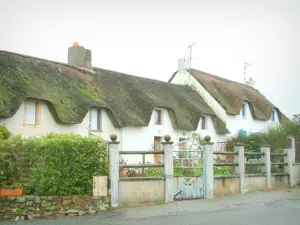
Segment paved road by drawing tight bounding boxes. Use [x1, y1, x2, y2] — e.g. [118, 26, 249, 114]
[2, 188, 300, 225]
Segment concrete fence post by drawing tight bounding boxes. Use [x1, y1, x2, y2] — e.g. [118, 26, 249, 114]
[108, 134, 120, 208]
[234, 144, 246, 194]
[203, 136, 214, 199]
[284, 146, 295, 187]
[162, 135, 174, 203]
[261, 146, 271, 189]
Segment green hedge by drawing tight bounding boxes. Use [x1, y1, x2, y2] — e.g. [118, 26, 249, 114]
[24, 133, 108, 196]
[0, 127, 108, 196]
[0, 125, 25, 184]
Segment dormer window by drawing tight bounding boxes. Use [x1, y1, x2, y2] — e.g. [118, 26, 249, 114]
[271, 109, 276, 122]
[90, 108, 101, 131]
[154, 109, 162, 125]
[24, 99, 40, 126]
[241, 103, 247, 118]
[200, 116, 206, 130]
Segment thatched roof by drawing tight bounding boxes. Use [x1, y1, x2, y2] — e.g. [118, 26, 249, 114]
[169, 68, 289, 122]
[0, 51, 229, 133]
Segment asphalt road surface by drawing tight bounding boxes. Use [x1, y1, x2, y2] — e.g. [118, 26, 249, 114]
[2, 188, 300, 225]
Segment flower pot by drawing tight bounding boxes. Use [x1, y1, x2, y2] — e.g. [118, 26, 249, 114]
[0, 189, 23, 196]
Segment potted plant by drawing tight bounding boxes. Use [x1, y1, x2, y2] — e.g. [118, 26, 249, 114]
[0, 184, 23, 196]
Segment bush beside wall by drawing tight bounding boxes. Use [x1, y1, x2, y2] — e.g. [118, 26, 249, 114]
[0, 126, 109, 196]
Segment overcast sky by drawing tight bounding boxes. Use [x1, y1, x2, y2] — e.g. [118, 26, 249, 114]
[1, 0, 299, 117]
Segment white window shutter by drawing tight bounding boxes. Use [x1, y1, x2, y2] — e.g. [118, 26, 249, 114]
[90, 108, 98, 130]
[26, 100, 36, 125]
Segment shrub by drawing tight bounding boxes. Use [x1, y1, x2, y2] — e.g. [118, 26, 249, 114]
[226, 122, 300, 174]
[24, 133, 108, 196]
[228, 122, 299, 152]
[0, 134, 25, 185]
[0, 124, 11, 141]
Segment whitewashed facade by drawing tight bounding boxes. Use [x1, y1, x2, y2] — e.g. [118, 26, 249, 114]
[0, 99, 221, 163]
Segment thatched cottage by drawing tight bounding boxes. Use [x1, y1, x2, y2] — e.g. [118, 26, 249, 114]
[169, 58, 289, 137]
[0, 44, 228, 161]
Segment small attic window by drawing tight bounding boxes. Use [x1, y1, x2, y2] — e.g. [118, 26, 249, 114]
[154, 109, 162, 125]
[271, 109, 276, 122]
[25, 100, 40, 126]
[241, 103, 247, 118]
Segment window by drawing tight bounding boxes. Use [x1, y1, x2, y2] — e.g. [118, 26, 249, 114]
[25, 100, 40, 126]
[200, 116, 206, 130]
[271, 109, 276, 122]
[154, 109, 161, 125]
[90, 108, 101, 131]
[241, 103, 247, 117]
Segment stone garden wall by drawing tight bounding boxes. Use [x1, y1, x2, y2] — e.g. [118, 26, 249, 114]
[0, 195, 109, 221]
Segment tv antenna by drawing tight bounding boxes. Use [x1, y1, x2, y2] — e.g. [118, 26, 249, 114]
[188, 42, 196, 82]
[244, 62, 251, 84]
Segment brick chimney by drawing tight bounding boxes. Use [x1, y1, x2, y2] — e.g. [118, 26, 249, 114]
[68, 42, 92, 69]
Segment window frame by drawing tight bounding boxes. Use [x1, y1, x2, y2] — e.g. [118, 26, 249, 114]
[24, 99, 41, 127]
[271, 109, 276, 122]
[241, 103, 247, 118]
[90, 108, 102, 132]
[200, 116, 206, 130]
[154, 109, 162, 125]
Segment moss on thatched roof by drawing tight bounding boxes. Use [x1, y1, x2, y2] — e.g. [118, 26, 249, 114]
[0, 51, 228, 133]
[170, 68, 288, 123]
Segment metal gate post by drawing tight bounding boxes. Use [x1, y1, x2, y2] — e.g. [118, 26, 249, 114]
[162, 135, 174, 203]
[108, 134, 120, 208]
[203, 137, 214, 199]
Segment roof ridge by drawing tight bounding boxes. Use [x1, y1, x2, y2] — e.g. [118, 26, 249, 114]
[190, 68, 261, 93]
[0, 50, 75, 69]
[94, 67, 191, 88]
[0, 50, 189, 88]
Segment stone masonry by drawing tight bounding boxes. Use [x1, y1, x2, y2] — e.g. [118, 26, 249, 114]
[0, 195, 110, 221]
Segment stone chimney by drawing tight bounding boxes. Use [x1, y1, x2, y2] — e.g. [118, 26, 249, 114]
[178, 58, 190, 71]
[68, 42, 92, 69]
[178, 58, 185, 71]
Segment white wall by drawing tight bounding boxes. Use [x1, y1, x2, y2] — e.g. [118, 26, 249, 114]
[0, 100, 120, 141]
[171, 70, 227, 123]
[0, 100, 198, 163]
[196, 115, 226, 143]
[121, 107, 193, 163]
[226, 102, 280, 136]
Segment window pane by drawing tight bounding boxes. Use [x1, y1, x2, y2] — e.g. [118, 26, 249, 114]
[26, 100, 36, 125]
[201, 116, 206, 129]
[97, 109, 101, 131]
[242, 104, 246, 117]
[90, 108, 98, 130]
[272, 110, 275, 122]
[154, 110, 161, 124]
